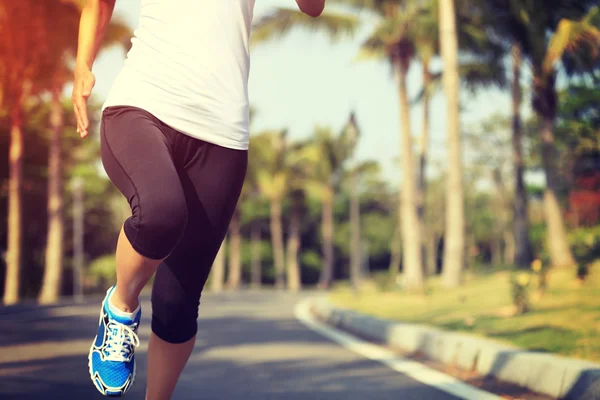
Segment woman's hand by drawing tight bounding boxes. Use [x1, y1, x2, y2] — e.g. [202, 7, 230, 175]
[72, 63, 96, 138]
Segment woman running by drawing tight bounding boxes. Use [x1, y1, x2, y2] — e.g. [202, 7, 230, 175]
[71, 0, 325, 398]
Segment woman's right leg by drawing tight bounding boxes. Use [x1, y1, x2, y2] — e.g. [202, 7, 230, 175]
[112, 224, 165, 312]
[101, 106, 189, 309]
[90, 105, 188, 396]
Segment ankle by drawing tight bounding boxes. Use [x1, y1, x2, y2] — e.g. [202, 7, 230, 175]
[110, 290, 139, 313]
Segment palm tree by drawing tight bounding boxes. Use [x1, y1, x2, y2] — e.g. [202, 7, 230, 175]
[437, 0, 464, 287]
[511, 42, 534, 269]
[286, 189, 304, 292]
[347, 119, 362, 291]
[407, 1, 439, 280]
[358, 2, 433, 289]
[412, 0, 506, 279]
[398, 0, 507, 285]
[464, 115, 516, 265]
[36, 0, 131, 304]
[251, 130, 316, 290]
[252, 131, 289, 289]
[0, 0, 55, 304]
[424, 172, 446, 275]
[240, 189, 268, 290]
[241, 181, 267, 290]
[299, 126, 357, 288]
[485, 1, 600, 267]
[388, 223, 402, 278]
[284, 139, 327, 292]
[243, 107, 267, 289]
[347, 160, 381, 290]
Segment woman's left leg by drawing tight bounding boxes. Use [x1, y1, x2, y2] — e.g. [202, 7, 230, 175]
[145, 135, 247, 400]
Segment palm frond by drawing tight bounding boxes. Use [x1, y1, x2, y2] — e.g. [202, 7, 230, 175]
[544, 6, 600, 74]
[304, 180, 329, 202]
[355, 27, 387, 62]
[326, 0, 402, 16]
[353, 160, 381, 176]
[257, 170, 287, 200]
[251, 8, 359, 47]
[355, 3, 426, 64]
[460, 58, 507, 91]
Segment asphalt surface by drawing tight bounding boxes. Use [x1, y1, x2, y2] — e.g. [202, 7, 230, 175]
[0, 291, 464, 400]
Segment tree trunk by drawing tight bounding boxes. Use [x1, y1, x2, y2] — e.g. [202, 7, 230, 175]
[211, 238, 226, 293]
[541, 118, 576, 267]
[4, 106, 24, 305]
[504, 229, 516, 265]
[226, 210, 242, 290]
[72, 177, 84, 303]
[394, 58, 424, 290]
[318, 187, 334, 288]
[511, 43, 534, 268]
[39, 88, 65, 304]
[439, 0, 465, 288]
[250, 222, 262, 289]
[492, 168, 507, 266]
[418, 64, 431, 212]
[418, 63, 431, 277]
[426, 233, 438, 276]
[350, 170, 362, 291]
[286, 203, 302, 292]
[388, 224, 401, 278]
[270, 199, 285, 289]
[491, 238, 502, 266]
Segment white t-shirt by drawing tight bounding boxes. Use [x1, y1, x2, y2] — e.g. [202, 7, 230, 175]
[103, 0, 256, 150]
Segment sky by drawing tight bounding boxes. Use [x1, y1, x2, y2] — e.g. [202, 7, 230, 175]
[88, 0, 519, 186]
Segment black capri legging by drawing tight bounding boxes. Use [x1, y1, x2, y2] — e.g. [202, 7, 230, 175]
[100, 105, 247, 343]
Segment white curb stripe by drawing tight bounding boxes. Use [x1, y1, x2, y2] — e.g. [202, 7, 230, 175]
[294, 298, 502, 400]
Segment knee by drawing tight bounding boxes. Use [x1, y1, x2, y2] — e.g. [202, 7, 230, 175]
[144, 193, 188, 237]
[151, 290, 199, 343]
[127, 193, 188, 259]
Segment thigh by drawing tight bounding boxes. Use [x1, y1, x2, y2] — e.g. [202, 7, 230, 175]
[153, 138, 248, 309]
[101, 106, 188, 257]
[100, 106, 184, 221]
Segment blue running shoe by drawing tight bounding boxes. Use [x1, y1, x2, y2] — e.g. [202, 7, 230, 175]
[88, 286, 141, 397]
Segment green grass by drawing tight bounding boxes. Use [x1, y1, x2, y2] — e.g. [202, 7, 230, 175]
[330, 263, 600, 363]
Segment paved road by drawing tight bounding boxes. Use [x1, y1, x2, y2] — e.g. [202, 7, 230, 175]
[0, 291, 464, 399]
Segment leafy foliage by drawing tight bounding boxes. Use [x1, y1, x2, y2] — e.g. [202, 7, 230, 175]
[251, 8, 359, 46]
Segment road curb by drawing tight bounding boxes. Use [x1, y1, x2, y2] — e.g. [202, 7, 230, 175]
[310, 296, 600, 400]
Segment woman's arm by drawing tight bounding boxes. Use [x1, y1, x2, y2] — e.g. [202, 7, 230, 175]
[72, 0, 116, 138]
[295, 0, 325, 17]
[76, 0, 116, 68]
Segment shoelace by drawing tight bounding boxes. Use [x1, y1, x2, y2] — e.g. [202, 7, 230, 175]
[104, 321, 140, 362]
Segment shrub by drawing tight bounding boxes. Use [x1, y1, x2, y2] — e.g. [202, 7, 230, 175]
[87, 255, 116, 288]
[510, 271, 531, 314]
[569, 226, 600, 281]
